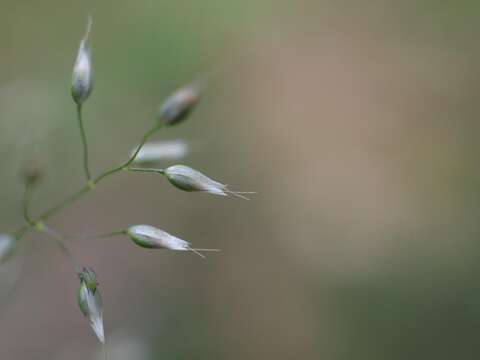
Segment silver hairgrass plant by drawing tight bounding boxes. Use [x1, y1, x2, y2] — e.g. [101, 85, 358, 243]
[1, 18, 254, 349]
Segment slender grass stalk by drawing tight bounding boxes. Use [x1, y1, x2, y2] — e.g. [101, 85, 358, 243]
[13, 225, 30, 240]
[21, 184, 35, 225]
[62, 230, 127, 241]
[76, 104, 92, 182]
[39, 185, 90, 221]
[126, 167, 165, 174]
[12, 124, 165, 242]
[40, 225, 81, 273]
[94, 124, 163, 183]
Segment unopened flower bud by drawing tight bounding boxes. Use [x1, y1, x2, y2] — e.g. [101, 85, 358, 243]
[0, 234, 16, 265]
[71, 18, 93, 105]
[127, 224, 190, 250]
[127, 224, 216, 258]
[77, 267, 104, 343]
[21, 159, 44, 185]
[164, 165, 253, 199]
[131, 140, 189, 165]
[157, 82, 202, 126]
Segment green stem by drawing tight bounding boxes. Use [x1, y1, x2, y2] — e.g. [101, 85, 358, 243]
[39, 185, 90, 222]
[124, 124, 163, 167]
[76, 103, 92, 182]
[22, 184, 35, 225]
[14, 224, 31, 241]
[63, 229, 127, 240]
[126, 167, 165, 174]
[12, 124, 164, 241]
[94, 124, 163, 183]
[41, 225, 81, 272]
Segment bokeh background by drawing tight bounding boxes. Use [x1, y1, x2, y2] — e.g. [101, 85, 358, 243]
[1, 0, 480, 359]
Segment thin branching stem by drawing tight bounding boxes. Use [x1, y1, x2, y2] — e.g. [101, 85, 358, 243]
[62, 229, 127, 241]
[76, 104, 92, 182]
[126, 167, 165, 174]
[41, 225, 81, 273]
[21, 183, 35, 225]
[123, 124, 164, 168]
[39, 185, 90, 222]
[13, 224, 30, 240]
[12, 124, 164, 242]
[94, 124, 163, 183]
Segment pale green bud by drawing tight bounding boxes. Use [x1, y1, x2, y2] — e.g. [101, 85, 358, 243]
[77, 267, 104, 343]
[78, 266, 98, 292]
[157, 82, 202, 126]
[130, 140, 189, 165]
[164, 165, 253, 199]
[71, 18, 93, 105]
[127, 225, 191, 250]
[127, 224, 218, 258]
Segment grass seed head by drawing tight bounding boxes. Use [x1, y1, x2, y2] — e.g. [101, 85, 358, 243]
[127, 225, 218, 258]
[131, 140, 189, 165]
[77, 267, 104, 343]
[157, 82, 202, 126]
[71, 17, 93, 105]
[127, 224, 190, 250]
[164, 165, 253, 199]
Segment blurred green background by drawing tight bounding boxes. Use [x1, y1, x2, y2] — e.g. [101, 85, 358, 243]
[2, 0, 480, 359]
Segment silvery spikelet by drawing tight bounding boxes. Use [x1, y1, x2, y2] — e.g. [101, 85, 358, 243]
[131, 140, 189, 164]
[0, 234, 16, 265]
[158, 82, 202, 126]
[71, 18, 93, 105]
[127, 225, 209, 258]
[164, 165, 253, 199]
[77, 267, 105, 343]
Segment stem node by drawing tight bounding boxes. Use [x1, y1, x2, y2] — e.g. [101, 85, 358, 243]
[34, 221, 45, 232]
[87, 180, 96, 190]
